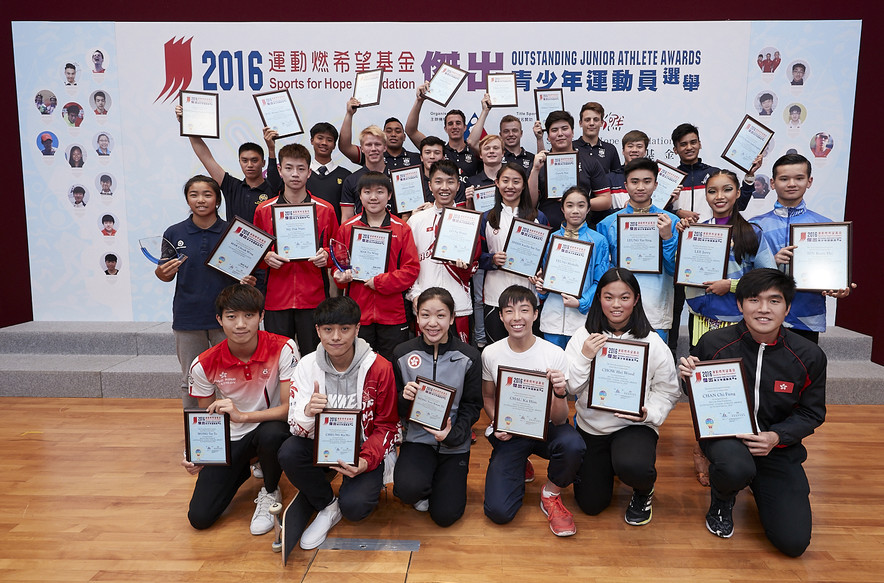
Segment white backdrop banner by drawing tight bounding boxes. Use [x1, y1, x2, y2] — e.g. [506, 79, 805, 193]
[12, 20, 860, 321]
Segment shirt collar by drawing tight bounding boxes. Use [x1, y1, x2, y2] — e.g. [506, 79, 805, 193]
[186, 215, 225, 234]
[773, 199, 807, 217]
[215, 331, 275, 368]
[311, 159, 338, 173]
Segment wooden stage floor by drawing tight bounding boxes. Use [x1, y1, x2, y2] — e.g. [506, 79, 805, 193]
[0, 398, 880, 582]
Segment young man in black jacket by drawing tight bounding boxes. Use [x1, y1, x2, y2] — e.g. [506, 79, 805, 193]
[679, 268, 826, 557]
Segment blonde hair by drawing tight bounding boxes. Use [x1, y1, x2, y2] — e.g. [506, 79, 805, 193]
[359, 125, 386, 146]
[478, 134, 503, 151]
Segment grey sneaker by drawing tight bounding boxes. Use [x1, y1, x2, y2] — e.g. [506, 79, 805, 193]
[413, 498, 429, 512]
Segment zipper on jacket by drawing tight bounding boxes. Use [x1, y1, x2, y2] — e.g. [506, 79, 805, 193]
[754, 343, 765, 429]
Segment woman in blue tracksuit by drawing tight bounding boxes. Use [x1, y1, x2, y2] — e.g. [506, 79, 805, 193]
[391, 287, 483, 526]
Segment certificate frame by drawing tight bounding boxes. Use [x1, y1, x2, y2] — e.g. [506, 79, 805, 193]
[652, 160, 687, 209]
[487, 72, 518, 108]
[184, 409, 231, 466]
[544, 152, 579, 200]
[313, 409, 362, 467]
[179, 90, 219, 139]
[390, 165, 426, 213]
[674, 223, 733, 287]
[587, 339, 649, 417]
[423, 62, 469, 107]
[353, 69, 384, 108]
[271, 202, 320, 261]
[494, 366, 552, 441]
[252, 90, 304, 139]
[721, 114, 775, 174]
[789, 222, 853, 292]
[205, 216, 275, 281]
[408, 376, 457, 432]
[540, 235, 593, 297]
[686, 358, 757, 441]
[472, 184, 497, 214]
[349, 225, 392, 282]
[616, 214, 663, 274]
[534, 88, 564, 123]
[501, 218, 553, 278]
[431, 206, 482, 265]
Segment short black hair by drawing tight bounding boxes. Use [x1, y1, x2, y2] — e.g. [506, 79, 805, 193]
[792, 63, 806, 72]
[102, 214, 114, 223]
[384, 117, 404, 128]
[65, 62, 76, 70]
[416, 287, 455, 316]
[357, 170, 392, 194]
[183, 175, 221, 200]
[772, 153, 812, 178]
[67, 104, 80, 115]
[420, 135, 445, 152]
[238, 142, 265, 158]
[735, 268, 796, 307]
[544, 110, 574, 132]
[215, 284, 265, 316]
[72, 186, 85, 194]
[428, 159, 459, 179]
[100, 174, 112, 183]
[445, 110, 466, 124]
[314, 296, 361, 326]
[671, 123, 700, 144]
[105, 253, 117, 262]
[789, 105, 802, 114]
[278, 143, 312, 167]
[760, 93, 773, 102]
[623, 158, 659, 179]
[94, 91, 106, 99]
[498, 285, 537, 311]
[310, 122, 338, 142]
[584, 268, 653, 338]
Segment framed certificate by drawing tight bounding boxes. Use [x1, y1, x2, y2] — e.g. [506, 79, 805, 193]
[349, 226, 391, 282]
[432, 207, 482, 265]
[179, 90, 219, 139]
[472, 184, 497, 214]
[487, 73, 518, 108]
[390, 165, 426, 213]
[545, 152, 578, 200]
[184, 409, 231, 466]
[534, 88, 564, 123]
[424, 63, 469, 107]
[721, 115, 775, 174]
[675, 224, 732, 287]
[587, 339, 649, 417]
[314, 409, 361, 467]
[501, 218, 553, 278]
[408, 377, 457, 432]
[652, 160, 686, 209]
[271, 203, 319, 261]
[206, 217, 275, 281]
[617, 214, 662, 274]
[686, 359, 757, 440]
[353, 69, 384, 107]
[253, 90, 304, 139]
[541, 236, 594, 297]
[494, 366, 551, 441]
[789, 222, 852, 292]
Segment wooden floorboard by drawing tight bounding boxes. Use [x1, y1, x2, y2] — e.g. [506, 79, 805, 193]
[0, 397, 880, 582]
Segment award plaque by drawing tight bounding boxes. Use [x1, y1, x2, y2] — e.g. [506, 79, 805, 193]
[408, 376, 457, 432]
[789, 222, 852, 292]
[534, 88, 564, 123]
[271, 203, 320, 261]
[349, 226, 392, 282]
[253, 90, 304, 138]
[587, 339, 649, 417]
[501, 218, 553, 278]
[390, 165, 426, 213]
[721, 115, 775, 174]
[686, 358, 757, 440]
[541, 235, 594, 297]
[472, 184, 497, 214]
[616, 214, 662, 274]
[179, 90, 219, 139]
[431, 207, 482, 265]
[675, 224, 732, 287]
[314, 409, 361, 467]
[487, 73, 518, 107]
[353, 69, 384, 107]
[184, 409, 231, 466]
[652, 160, 687, 209]
[494, 366, 552, 440]
[205, 217, 275, 281]
[423, 63, 469, 107]
[545, 152, 578, 200]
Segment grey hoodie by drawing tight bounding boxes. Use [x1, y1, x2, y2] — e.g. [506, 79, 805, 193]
[316, 337, 373, 410]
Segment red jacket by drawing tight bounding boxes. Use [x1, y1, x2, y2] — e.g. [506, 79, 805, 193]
[334, 211, 419, 325]
[254, 193, 339, 310]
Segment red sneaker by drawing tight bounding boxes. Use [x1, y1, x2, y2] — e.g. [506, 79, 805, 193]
[524, 459, 535, 483]
[540, 493, 576, 537]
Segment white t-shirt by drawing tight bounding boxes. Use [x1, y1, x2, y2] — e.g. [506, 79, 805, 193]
[482, 335, 569, 385]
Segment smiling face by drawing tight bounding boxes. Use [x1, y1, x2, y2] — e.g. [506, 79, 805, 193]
[480, 137, 503, 166]
[622, 140, 647, 163]
[599, 280, 638, 332]
[495, 167, 524, 207]
[561, 191, 589, 229]
[705, 174, 739, 219]
[444, 113, 465, 141]
[500, 120, 522, 149]
[738, 289, 790, 344]
[384, 121, 405, 151]
[674, 132, 701, 165]
[420, 144, 444, 174]
[429, 170, 459, 208]
[186, 181, 219, 219]
[547, 120, 574, 152]
[65, 66, 76, 84]
[625, 168, 657, 207]
[359, 184, 391, 216]
[362, 135, 385, 165]
[310, 131, 335, 159]
[316, 323, 358, 363]
[98, 135, 109, 150]
[417, 297, 453, 346]
[772, 162, 812, 207]
[500, 298, 537, 341]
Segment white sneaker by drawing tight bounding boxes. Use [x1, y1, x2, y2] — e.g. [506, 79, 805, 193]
[251, 463, 264, 479]
[250, 487, 281, 535]
[299, 498, 342, 550]
[413, 499, 429, 512]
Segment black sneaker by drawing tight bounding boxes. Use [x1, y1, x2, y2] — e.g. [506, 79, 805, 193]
[706, 493, 735, 538]
[624, 488, 654, 525]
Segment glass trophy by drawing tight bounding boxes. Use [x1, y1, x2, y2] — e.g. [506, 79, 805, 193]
[139, 236, 184, 265]
[329, 239, 351, 272]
